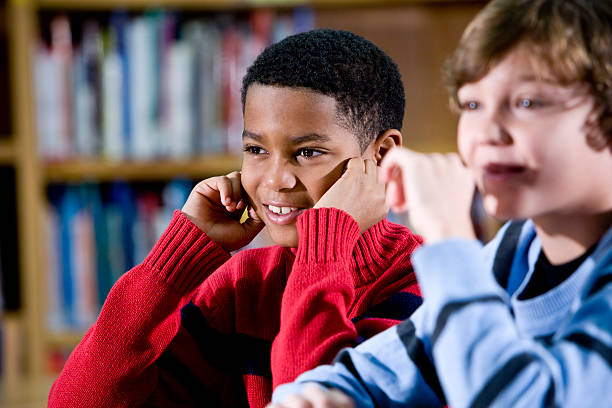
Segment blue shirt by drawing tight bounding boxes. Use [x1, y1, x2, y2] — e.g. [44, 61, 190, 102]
[273, 220, 612, 407]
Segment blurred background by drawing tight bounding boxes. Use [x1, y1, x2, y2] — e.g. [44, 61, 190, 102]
[0, 0, 486, 406]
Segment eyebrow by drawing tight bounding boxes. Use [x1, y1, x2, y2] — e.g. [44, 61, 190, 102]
[242, 130, 331, 145]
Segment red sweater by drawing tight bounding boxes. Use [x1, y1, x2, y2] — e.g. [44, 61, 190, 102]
[49, 208, 422, 407]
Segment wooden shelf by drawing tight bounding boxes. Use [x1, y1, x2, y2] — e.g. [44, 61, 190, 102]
[0, 376, 55, 408]
[32, 0, 479, 11]
[46, 331, 86, 348]
[0, 137, 15, 164]
[42, 155, 242, 182]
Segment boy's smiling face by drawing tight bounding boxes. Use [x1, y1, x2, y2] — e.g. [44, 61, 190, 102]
[457, 45, 612, 223]
[241, 84, 373, 247]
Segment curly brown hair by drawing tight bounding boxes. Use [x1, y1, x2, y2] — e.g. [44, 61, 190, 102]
[444, 0, 612, 150]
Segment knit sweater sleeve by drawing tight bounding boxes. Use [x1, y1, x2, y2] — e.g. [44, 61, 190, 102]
[48, 210, 230, 408]
[271, 208, 361, 387]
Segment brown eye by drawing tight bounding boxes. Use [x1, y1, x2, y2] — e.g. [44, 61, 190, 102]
[297, 148, 323, 158]
[244, 146, 267, 155]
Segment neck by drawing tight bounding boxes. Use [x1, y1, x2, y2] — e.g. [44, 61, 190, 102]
[533, 211, 612, 265]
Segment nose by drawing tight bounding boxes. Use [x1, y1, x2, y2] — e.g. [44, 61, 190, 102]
[263, 157, 297, 191]
[479, 108, 512, 146]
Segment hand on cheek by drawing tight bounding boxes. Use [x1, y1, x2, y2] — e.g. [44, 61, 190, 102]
[181, 171, 264, 252]
[380, 147, 477, 243]
[314, 157, 388, 233]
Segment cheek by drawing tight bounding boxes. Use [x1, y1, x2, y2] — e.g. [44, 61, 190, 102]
[239, 164, 258, 203]
[304, 161, 346, 202]
[456, 122, 473, 165]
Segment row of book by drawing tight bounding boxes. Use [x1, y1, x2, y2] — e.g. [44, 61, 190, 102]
[34, 8, 315, 161]
[45, 180, 193, 331]
[45, 179, 275, 333]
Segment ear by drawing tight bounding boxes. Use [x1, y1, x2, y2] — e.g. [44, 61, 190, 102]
[372, 129, 402, 165]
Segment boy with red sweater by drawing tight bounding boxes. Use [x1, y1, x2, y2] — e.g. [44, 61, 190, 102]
[49, 29, 422, 407]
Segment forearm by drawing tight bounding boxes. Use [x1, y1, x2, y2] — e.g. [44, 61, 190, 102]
[49, 211, 230, 407]
[273, 315, 444, 408]
[271, 208, 360, 387]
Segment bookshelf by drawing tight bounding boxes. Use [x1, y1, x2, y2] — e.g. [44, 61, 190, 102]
[0, 139, 15, 164]
[44, 155, 242, 182]
[5, 0, 484, 391]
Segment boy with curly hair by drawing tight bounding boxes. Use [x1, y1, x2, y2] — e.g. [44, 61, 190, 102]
[49, 29, 423, 407]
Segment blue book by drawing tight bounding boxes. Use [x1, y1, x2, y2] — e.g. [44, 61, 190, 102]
[91, 185, 112, 307]
[108, 182, 136, 270]
[109, 12, 131, 158]
[57, 186, 80, 328]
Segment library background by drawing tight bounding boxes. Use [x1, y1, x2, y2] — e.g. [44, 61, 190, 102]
[0, 0, 485, 406]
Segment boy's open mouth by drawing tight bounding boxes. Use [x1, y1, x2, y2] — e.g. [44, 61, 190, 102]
[484, 163, 526, 174]
[482, 162, 529, 186]
[263, 204, 306, 225]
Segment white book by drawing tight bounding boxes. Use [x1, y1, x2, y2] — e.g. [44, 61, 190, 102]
[186, 22, 224, 154]
[128, 17, 159, 159]
[50, 16, 74, 159]
[164, 41, 195, 159]
[34, 49, 61, 159]
[102, 51, 125, 160]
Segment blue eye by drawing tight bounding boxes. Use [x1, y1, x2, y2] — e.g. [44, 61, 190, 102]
[517, 98, 541, 109]
[461, 101, 479, 111]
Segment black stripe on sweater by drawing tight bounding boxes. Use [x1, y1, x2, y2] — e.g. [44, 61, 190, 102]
[397, 320, 447, 405]
[333, 350, 378, 405]
[180, 302, 272, 378]
[586, 273, 612, 297]
[468, 353, 538, 408]
[492, 220, 526, 289]
[157, 350, 220, 406]
[352, 292, 423, 324]
[565, 332, 612, 367]
[431, 296, 504, 347]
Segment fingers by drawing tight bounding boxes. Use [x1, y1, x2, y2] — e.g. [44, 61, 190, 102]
[267, 385, 354, 408]
[304, 384, 354, 408]
[379, 146, 413, 183]
[216, 171, 244, 212]
[241, 205, 265, 236]
[344, 157, 365, 175]
[379, 148, 412, 213]
[344, 157, 377, 177]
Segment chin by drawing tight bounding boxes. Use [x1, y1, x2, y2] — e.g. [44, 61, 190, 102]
[483, 194, 523, 221]
[268, 228, 299, 248]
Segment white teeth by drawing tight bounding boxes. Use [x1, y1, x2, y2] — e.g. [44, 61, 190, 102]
[268, 205, 298, 215]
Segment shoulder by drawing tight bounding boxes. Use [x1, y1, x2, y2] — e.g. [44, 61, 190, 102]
[580, 245, 612, 302]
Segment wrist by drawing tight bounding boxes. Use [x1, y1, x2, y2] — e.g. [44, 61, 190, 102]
[422, 219, 476, 244]
[295, 208, 360, 263]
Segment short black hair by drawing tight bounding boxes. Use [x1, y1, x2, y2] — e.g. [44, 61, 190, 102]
[241, 29, 405, 152]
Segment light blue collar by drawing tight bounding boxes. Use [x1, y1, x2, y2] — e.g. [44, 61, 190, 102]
[503, 220, 612, 338]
